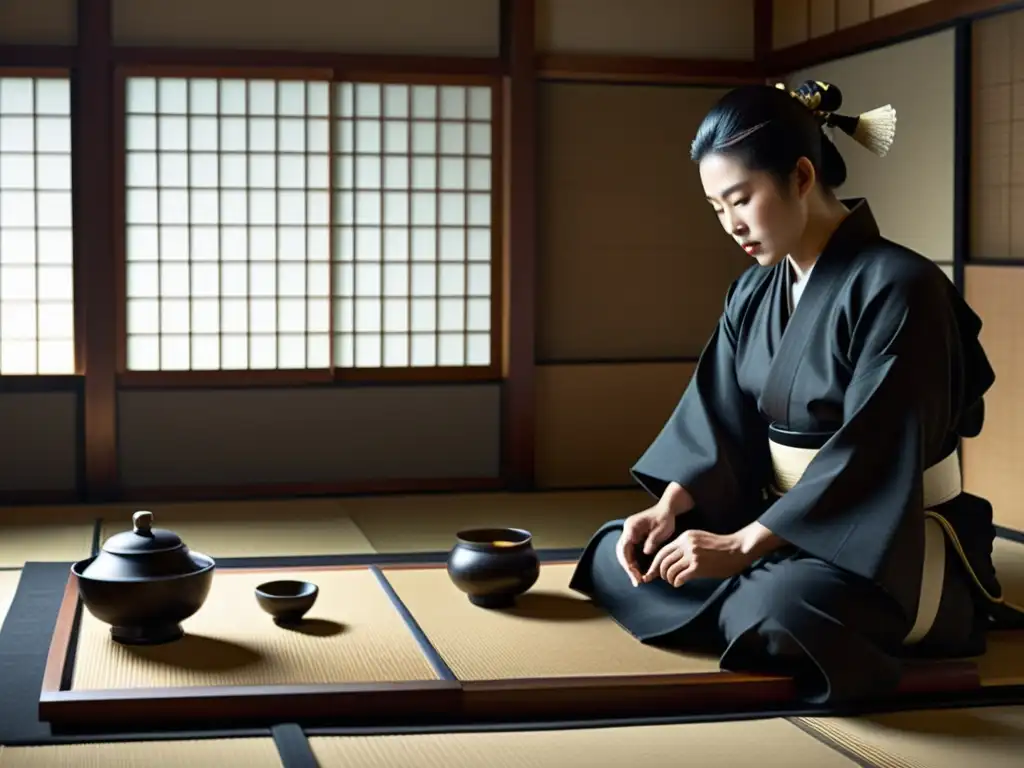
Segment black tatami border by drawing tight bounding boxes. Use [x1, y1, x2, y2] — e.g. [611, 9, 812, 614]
[369, 565, 458, 681]
[211, 547, 586, 570]
[997, 526, 1024, 546]
[271, 723, 320, 768]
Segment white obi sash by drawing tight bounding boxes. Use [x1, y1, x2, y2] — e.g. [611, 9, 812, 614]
[768, 440, 962, 646]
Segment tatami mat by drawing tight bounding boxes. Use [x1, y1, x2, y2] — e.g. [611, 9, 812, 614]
[977, 538, 1024, 686]
[309, 719, 856, 767]
[98, 499, 376, 558]
[0, 737, 283, 766]
[383, 562, 723, 680]
[347, 489, 650, 552]
[795, 705, 1024, 768]
[71, 567, 438, 690]
[0, 524, 94, 569]
[5, 489, 652, 562]
[993, 538, 1024, 601]
[0, 570, 21, 632]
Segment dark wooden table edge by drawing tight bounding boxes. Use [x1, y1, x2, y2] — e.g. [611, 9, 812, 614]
[39, 663, 983, 730]
[41, 570, 80, 694]
[460, 671, 795, 692]
[38, 675, 807, 729]
[38, 680, 463, 726]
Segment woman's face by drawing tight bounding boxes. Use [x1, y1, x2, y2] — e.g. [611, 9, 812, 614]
[699, 151, 813, 268]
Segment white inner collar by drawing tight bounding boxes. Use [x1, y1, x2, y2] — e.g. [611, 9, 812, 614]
[787, 255, 814, 313]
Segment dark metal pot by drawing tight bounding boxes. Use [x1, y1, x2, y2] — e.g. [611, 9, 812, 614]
[70, 510, 216, 645]
[446, 527, 540, 608]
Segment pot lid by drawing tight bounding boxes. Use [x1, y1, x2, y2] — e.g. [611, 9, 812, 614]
[102, 511, 184, 555]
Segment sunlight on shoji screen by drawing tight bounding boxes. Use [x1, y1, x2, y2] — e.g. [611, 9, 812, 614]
[333, 82, 493, 368]
[123, 76, 332, 371]
[0, 76, 74, 375]
[124, 76, 496, 372]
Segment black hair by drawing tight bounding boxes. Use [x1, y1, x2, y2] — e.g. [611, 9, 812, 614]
[690, 83, 847, 191]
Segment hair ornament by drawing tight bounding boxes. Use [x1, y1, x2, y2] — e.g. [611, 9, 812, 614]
[774, 80, 897, 158]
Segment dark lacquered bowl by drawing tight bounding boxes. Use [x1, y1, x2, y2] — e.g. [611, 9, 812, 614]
[446, 527, 540, 609]
[70, 510, 216, 646]
[255, 580, 319, 625]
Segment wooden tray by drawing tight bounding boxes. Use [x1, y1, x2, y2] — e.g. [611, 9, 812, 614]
[38, 561, 982, 730]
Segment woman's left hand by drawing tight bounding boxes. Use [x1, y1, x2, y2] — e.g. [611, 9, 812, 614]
[642, 529, 753, 587]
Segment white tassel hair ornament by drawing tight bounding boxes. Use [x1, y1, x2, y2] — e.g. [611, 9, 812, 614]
[775, 80, 898, 158]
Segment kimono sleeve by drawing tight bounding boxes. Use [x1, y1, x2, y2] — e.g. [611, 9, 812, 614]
[630, 274, 769, 530]
[756, 268, 956, 585]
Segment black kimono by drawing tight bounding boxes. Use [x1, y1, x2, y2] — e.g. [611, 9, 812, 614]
[569, 199, 1024, 704]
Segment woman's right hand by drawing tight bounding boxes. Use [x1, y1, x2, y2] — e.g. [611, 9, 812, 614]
[615, 504, 676, 587]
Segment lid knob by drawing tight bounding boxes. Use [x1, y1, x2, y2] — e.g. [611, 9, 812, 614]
[133, 510, 154, 536]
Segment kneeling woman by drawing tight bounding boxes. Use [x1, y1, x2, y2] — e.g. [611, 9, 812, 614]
[569, 80, 1024, 705]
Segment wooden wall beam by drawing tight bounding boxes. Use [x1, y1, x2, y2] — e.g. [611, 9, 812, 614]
[953, 21, 971, 295]
[0, 45, 75, 67]
[536, 54, 764, 86]
[75, 0, 119, 501]
[754, 0, 774, 63]
[500, 0, 538, 491]
[110, 47, 502, 76]
[764, 0, 1024, 74]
